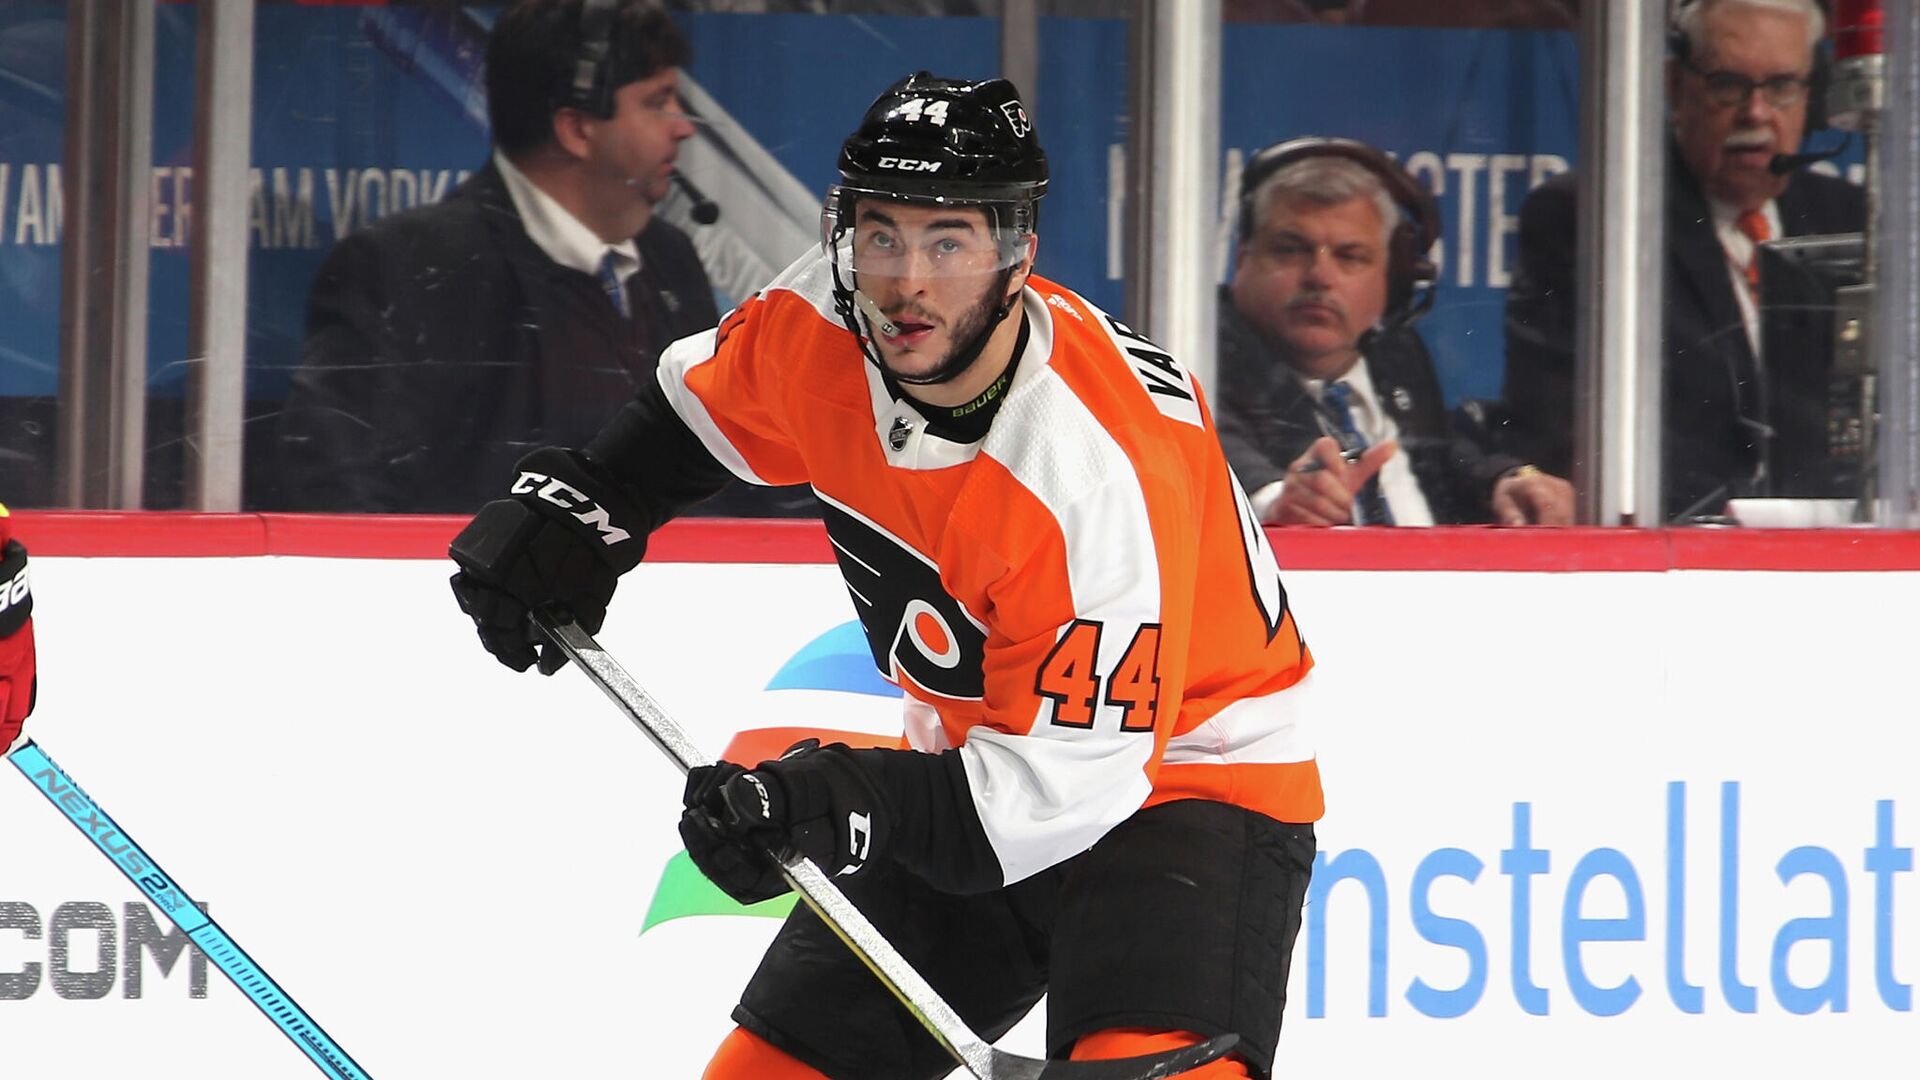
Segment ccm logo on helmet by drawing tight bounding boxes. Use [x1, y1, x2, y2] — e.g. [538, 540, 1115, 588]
[876, 157, 942, 173]
[510, 472, 633, 546]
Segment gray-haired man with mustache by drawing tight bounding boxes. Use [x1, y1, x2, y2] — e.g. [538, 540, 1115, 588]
[1216, 139, 1573, 527]
[1503, 0, 1865, 522]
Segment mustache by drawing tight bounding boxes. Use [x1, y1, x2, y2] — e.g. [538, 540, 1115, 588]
[1286, 292, 1346, 318]
[882, 304, 941, 327]
[1723, 129, 1776, 151]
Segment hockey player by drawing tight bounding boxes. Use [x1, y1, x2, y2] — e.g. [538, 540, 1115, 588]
[1, 504, 37, 756]
[450, 73, 1320, 1079]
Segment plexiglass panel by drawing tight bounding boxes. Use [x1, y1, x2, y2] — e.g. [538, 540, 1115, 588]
[1213, 1, 1581, 528]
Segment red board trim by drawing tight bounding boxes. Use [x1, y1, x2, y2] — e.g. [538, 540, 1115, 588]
[11, 512, 1920, 572]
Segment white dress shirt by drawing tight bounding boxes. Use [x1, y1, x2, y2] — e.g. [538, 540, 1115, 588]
[1708, 195, 1782, 360]
[1249, 357, 1436, 526]
[493, 149, 640, 287]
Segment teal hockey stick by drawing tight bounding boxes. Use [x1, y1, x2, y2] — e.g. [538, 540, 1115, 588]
[9, 739, 373, 1079]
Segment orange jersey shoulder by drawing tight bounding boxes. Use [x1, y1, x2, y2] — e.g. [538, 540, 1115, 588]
[655, 254, 1322, 883]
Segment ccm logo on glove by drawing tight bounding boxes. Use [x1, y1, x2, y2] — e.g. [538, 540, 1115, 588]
[509, 471, 633, 545]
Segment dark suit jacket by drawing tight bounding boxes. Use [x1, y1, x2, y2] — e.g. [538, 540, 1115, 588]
[1215, 292, 1520, 524]
[1502, 148, 1866, 520]
[272, 161, 798, 515]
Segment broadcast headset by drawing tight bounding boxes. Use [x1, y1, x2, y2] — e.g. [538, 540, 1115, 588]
[1668, 0, 1840, 173]
[1237, 136, 1441, 334]
[563, 0, 718, 223]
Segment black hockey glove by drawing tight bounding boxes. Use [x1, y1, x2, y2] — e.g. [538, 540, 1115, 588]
[449, 448, 648, 674]
[679, 740, 889, 905]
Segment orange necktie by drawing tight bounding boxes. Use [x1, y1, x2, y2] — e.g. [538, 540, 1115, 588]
[1736, 209, 1771, 292]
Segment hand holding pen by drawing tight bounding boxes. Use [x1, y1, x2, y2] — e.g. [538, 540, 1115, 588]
[1265, 435, 1398, 526]
[1291, 446, 1365, 474]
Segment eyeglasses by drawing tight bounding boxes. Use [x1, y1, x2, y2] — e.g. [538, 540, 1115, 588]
[1682, 61, 1811, 109]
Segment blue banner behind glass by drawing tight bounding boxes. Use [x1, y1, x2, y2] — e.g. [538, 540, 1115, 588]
[0, 8, 1862, 411]
[0, 5, 67, 398]
[680, 14, 1125, 316]
[1222, 25, 1581, 401]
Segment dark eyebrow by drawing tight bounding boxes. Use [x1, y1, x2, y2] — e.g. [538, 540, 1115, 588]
[856, 208, 979, 234]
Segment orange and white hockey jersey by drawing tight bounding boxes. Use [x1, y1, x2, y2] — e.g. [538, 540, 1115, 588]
[656, 250, 1323, 885]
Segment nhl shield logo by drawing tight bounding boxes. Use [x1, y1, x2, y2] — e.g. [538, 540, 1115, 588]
[999, 101, 1032, 138]
[888, 416, 914, 451]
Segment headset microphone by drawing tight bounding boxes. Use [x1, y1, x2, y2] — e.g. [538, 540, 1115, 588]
[671, 171, 720, 225]
[1769, 133, 1854, 175]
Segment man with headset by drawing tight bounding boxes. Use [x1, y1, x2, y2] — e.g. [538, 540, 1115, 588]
[275, 0, 793, 514]
[449, 73, 1320, 1078]
[1503, 0, 1865, 522]
[1218, 137, 1572, 526]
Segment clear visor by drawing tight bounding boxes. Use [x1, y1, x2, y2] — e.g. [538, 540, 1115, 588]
[821, 185, 1033, 280]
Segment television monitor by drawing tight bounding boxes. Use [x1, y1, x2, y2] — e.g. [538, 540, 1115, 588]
[1757, 231, 1866, 502]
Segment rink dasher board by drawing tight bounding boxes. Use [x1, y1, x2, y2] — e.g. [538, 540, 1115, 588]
[2, 552, 1915, 1078]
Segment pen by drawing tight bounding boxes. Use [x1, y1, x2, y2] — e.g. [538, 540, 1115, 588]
[1292, 447, 1365, 475]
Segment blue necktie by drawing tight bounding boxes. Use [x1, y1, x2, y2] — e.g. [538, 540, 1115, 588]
[1323, 380, 1394, 526]
[598, 251, 630, 320]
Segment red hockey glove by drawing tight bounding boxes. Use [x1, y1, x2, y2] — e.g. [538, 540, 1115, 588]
[0, 510, 37, 754]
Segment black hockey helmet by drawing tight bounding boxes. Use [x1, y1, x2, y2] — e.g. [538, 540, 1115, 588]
[837, 72, 1048, 203]
[824, 73, 1047, 386]
[824, 73, 1048, 263]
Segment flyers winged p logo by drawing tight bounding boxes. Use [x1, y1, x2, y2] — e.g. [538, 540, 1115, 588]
[999, 100, 1032, 138]
[817, 494, 986, 700]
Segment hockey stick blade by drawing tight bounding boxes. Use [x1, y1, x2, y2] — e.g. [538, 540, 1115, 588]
[8, 740, 374, 1080]
[531, 610, 1241, 1080]
[988, 1035, 1241, 1079]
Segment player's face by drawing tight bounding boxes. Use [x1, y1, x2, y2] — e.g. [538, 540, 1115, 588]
[592, 68, 697, 209]
[1230, 195, 1388, 380]
[852, 202, 1016, 383]
[1669, 5, 1811, 211]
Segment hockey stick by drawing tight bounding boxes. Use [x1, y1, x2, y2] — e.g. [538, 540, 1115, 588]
[8, 740, 374, 1080]
[532, 609, 1239, 1080]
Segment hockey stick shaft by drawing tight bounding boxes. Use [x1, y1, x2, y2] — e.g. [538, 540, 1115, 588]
[531, 612, 999, 1074]
[533, 610, 1238, 1080]
[9, 740, 373, 1080]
